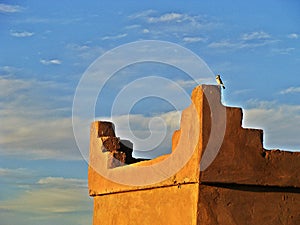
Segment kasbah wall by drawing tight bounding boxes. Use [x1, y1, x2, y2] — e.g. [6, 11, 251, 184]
[88, 85, 300, 225]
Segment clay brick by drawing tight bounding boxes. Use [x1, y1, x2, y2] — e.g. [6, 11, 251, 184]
[101, 137, 120, 152]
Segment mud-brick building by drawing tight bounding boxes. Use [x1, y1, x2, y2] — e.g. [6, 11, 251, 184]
[88, 85, 300, 225]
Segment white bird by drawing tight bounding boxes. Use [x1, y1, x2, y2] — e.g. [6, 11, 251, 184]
[216, 75, 225, 89]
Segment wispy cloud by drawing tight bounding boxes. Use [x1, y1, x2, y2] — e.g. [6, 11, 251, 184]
[14, 16, 83, 26]
[15, 17, 53, 24]
[142, 28, 150, 34]
[37, 176, 87, 188]
[287, 33, 299, 39]
[148, 12, 183, 23]
[280, 86, 300, 94]
[243, 100, 300, 151]
[271, 47, 295, 55]
[0, 65, 20, 74]
[183, 36, 207, 43]
[125, 24, 141, 30]
[0, 76, 31, 97]
[0, 112, 79, 160]
[40, 59, 62, 65]
[67, 43, 90, 51]
[10, 31, 34, 38]
[66, 43, 105, 62]
[209, 31, 277, 50]
[101, 33, 127, 40]
[241, 31, 270, 41]
[0, 3, 23, 13]
[0, 168, 33, 178]
[130, 10, 218, 36]
[0, 77, 79, 160]
[140, 11, 213, 28]
[208, 40, 238, 49]
[128, 9, 156, 19]
[0, 176, 92, 224]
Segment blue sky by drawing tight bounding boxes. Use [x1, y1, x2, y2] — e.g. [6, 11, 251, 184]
[1, 0, 300, 224]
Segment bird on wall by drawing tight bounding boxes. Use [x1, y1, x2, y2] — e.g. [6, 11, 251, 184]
[216, 74, 225, 89]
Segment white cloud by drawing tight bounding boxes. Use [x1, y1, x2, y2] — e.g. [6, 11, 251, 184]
[66, 43, 105, 62]
[280, 86, 300, 94]
[209, 31, 277, 50]
[0, 76, 31, 97]
[148, 12, 183, 23]
[67, 43, 90, 51]
[142, 28, 150, 34]
[0, 168, 32, 178]
[101, 33, 127, 40]
[0, 114, 80, 160]
[271, 47, 295, 55]
[0, 65, 20, 74]
[128, 9, 156, 19]
[183, 36, 207, 43]
[130, 10, 218, 36]
[208, 40, 239, 49]
[0, 3, 23, 13]
[241, 31, 271, 41]
[37, 176, 87, 188]
[148, 12, 213, 28]
[10, 31, 34, 37]
[243, 101, 300, 151]
[287, 33, 299, 39]
[125, 24, 141, 30]
[40, 59, 62, 65]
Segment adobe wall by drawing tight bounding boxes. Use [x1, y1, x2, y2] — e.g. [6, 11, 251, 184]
[88, 85, 300, 225]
